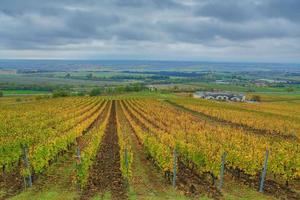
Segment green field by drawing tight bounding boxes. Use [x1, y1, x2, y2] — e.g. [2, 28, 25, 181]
[2, 90, 51, 95]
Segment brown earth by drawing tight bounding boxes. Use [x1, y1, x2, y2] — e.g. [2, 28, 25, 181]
[0, 100, 107, 200]
[0, 170, 23, 200]
[176, 160, 223, 200]
[80, 100, 127, 200]
[228, 168, 300, 200]
[121, 100, 222, 199]
[118, 101, 180, 199]
[166, 100, 300, 199]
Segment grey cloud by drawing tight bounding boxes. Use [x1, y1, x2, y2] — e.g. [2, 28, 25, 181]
[65, 12, 122, 37]
[0, 0, 299, 61]
[264, 0, 300, 22]
[159, 18, 300, 43]
[194, 0, 257, 22]
[194, 0, 300, 23]
[114, 0, 180, 8]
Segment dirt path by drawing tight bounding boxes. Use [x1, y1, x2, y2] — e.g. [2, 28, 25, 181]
[227, 168, 300, 200]
[0, 101, 108, 200]
[116, 101, 188, 200]
[176, 160, 222, 200]
[5, 148, 79, 200]
[0, 170, 23, 200]
[81, 100, 127, 200]
[122, 100, 224, 199]
[129, 123, 185, 199]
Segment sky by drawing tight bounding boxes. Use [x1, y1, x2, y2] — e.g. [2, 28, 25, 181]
[0, 0, 300, 62]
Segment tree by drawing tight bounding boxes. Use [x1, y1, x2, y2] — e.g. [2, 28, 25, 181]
[250, 95, 261, 102]
[89, 88, 102, 96]
[76, 91, 86, 96]
[0, 90, 3, 97]
[287, 87, 294, 92]
[52, 90, 71, 98]
[173, 86, 179, 91]
[246, 88, 256, 92]
[86, 73, 93, 79]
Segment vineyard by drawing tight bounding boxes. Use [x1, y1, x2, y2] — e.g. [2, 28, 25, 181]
[170, 98, 300, 139]
[0, 95, 299, 200]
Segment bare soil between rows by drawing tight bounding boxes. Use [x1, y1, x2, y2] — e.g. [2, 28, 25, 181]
[167, 100, 300, 199]
[165, 100, 299, 141]
[80, 100, 127, 200]
[0, 170, 23, 200]
[118, 101, 176, 198]
[122, 100, 222, 199]
[228, 168, 300, 200]
[0, 101, 107, 200]
[176, 160, 222, 200]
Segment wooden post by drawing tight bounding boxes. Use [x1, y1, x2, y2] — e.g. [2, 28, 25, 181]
[22, 146, 32, 188]
[75, 146, 82, 190]
[218, 152, 227, 190]
[259, 150, 269, 193]
[172, 148, 177, 188]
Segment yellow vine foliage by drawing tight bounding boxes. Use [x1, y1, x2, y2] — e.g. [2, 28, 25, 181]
[122, 98, 299, 181]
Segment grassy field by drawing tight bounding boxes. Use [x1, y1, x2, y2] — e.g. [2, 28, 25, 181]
[247, 92, 300, 102]
[0, 74, 124, 87]
[153, 82, 300, 93]
[2, 90, 51, 95]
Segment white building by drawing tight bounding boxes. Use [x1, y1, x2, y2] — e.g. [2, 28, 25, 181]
[194, 91, 245, 102]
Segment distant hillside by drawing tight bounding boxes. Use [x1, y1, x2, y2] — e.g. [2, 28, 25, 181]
[0, 59, 299, 72]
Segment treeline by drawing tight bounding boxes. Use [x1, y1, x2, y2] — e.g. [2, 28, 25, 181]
[122, 70, 206, 78]
[0, 83, 71, 92]
[0, 82, 151, 98]
[64, 73, 169, 81]
[89, 83, 148, 96]
[52, 83, 149, 98]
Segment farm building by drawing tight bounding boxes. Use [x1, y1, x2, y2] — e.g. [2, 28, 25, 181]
[194, 91, 246, 102]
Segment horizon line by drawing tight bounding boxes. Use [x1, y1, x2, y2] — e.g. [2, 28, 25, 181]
[0, 58, 299, 65]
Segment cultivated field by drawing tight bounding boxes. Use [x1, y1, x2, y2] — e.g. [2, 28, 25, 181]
[0, 95, 299, 200]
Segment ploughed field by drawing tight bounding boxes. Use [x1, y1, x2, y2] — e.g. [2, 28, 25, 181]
[0, 96, 299, 200]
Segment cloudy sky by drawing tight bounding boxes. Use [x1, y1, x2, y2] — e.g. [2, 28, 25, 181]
[0, 0, 300, 62]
